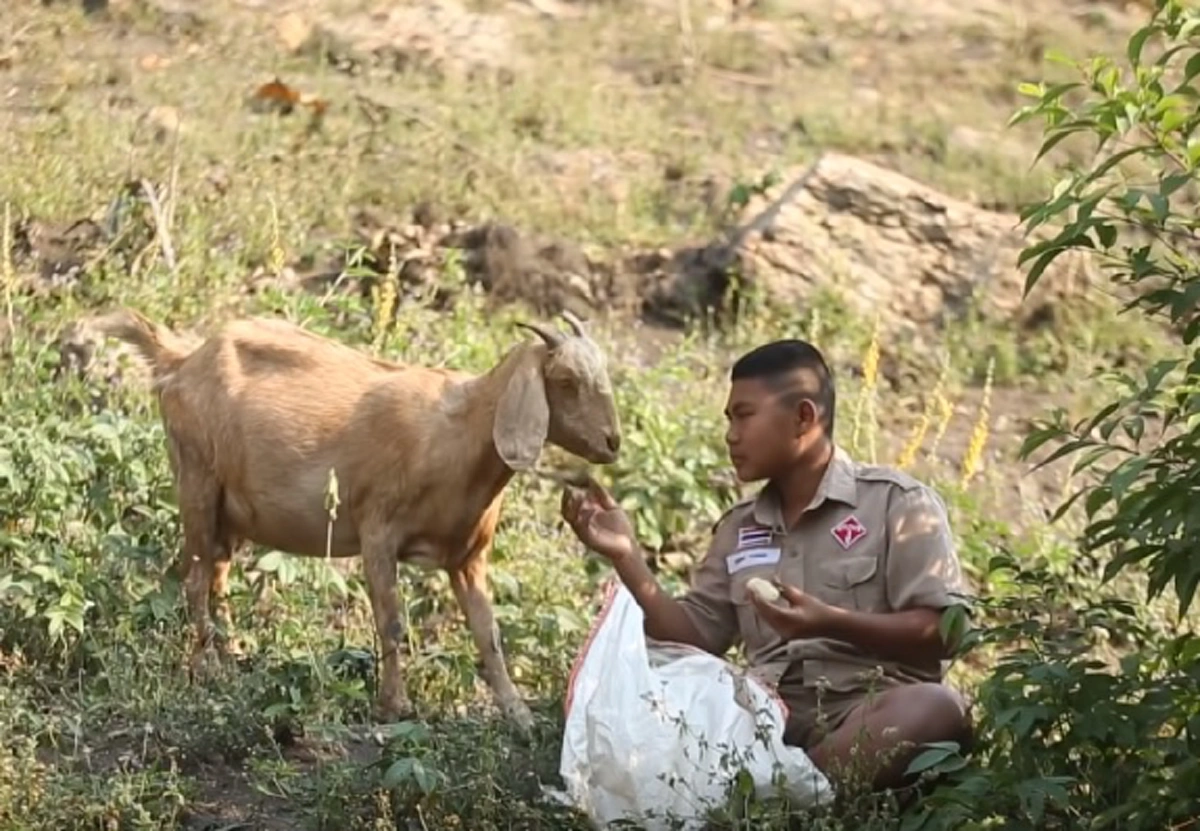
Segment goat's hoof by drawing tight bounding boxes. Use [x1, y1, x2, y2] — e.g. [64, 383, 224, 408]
[504, 700, 536, 738]
[188, 647, 223, 683]
[215, 637, 245, 661]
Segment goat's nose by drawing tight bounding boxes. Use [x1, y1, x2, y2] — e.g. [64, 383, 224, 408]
[606, 432, 621, 454]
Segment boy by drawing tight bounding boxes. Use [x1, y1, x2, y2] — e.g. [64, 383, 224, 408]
[560, 339, 973, 791]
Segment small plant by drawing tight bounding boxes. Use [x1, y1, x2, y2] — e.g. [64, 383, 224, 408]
[899, 4, 1200, 828]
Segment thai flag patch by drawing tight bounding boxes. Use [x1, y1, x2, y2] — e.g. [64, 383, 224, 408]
[737, 525, 774, 550]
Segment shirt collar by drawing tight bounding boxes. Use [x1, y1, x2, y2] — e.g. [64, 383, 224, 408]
[751, 444, 859, 531]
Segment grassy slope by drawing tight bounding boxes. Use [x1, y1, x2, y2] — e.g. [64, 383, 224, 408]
[0, 0, 1179, 828]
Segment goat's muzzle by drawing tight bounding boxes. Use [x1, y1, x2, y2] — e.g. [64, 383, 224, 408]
[585, 430, 620, 464]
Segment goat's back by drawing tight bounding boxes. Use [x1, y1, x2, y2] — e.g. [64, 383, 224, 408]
[171, 316, 462, 419]
[157, 316, 478, 556]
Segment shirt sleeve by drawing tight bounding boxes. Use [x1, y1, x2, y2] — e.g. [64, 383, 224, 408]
[884, 484, 970, 612]
[675, 520, 741, 657]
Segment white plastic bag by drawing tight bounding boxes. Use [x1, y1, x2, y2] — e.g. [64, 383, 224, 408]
[559, 579, 834, 829]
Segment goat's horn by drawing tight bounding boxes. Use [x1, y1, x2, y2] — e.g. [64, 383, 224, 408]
[515, 321, 565, 349]
[560, 309, 588, 339]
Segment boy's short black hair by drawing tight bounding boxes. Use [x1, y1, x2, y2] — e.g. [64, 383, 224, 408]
[730, 339, 836, 436]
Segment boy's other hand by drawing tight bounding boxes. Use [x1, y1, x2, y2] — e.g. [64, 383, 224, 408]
[561, 480, 638, 563]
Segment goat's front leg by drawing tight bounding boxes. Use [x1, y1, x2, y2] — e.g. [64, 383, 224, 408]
[450, 554, 534, 735]
[361, 533, 415, 722]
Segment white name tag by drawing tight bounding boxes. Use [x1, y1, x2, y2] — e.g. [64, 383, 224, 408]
[726, 547, 782, 575]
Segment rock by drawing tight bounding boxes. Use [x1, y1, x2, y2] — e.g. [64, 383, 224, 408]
[140, 105, 183, 142]
[274, 12, 316, 54]
[638, 152, 1093, 336]
[312, 0, 518, 80]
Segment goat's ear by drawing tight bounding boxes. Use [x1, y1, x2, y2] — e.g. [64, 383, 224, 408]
[493, 347, 549, 471]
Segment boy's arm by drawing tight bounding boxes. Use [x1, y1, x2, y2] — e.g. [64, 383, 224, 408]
[614, 522, 740, 656]
[882, 484, 972, 646]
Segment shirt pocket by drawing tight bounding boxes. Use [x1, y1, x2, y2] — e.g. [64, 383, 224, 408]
[729, 565, 781, 653]
[818, 554, 886, 612]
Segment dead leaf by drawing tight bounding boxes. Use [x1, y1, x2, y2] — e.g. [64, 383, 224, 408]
[248, 77, 328, 120]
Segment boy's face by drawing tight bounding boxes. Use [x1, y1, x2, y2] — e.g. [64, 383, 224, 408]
[723, 376, 816, 482]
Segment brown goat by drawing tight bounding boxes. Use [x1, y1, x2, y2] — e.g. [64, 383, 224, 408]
[90, 307, 622, 732]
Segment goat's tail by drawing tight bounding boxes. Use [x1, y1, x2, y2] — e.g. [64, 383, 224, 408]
[90, 307, 200, 384]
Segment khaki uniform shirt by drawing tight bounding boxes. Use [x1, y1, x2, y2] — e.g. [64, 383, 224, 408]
[676, 445, 967, 694]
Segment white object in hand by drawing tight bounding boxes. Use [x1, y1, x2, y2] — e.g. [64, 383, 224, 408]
[746, 577, 780, 603]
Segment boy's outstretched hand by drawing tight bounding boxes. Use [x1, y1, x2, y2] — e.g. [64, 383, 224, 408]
[561, 479, 639, 563]
[749, 582, 835, 641]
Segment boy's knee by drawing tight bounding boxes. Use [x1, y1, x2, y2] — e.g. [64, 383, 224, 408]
[893, 682, 972, 746]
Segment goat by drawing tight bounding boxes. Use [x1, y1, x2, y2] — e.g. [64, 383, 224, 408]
[89, 306, 622, 732]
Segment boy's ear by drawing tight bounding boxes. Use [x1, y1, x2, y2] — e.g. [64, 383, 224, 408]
[797, 398, 819, 433]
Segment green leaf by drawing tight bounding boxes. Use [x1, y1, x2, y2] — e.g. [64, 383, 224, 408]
[1123, 415, 1146, 443]
[1032, 128, 1079, 165]
[410, 759, 442, 794]
[1158, 41, 1193, 70]
[1160, 171, 1194, 197]
[1042, 81, 1084, 105]
[1029, 437, 1095, 473]
[1070, 444, 1117, 476]
[1050, 485, 1091, 523]
[1084, 486, 1114, 519]
[1147, 358, 1184, 390]
[1018, 426, 1068, 460]
[382, 757, 415, 789]
[1127, 24, 1155, 67]
[1022, 247, 1070, 297]
[1095, 222, 1117, 248]
[382, 720, 431, 744]
[1148, 191, 1170, 221]
[1183, 51, 1200, 88]
[904, 741, 963, 776]
[938, 604, 971, 649]
[1160, 105, 1190, 134]
[256, 550, 288, 573]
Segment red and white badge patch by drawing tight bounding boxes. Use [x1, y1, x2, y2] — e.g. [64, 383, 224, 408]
[831, 515, 868, 550]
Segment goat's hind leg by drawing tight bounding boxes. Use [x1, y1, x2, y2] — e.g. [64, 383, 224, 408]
[175, 461, 225, 682]
[210, 531, 247, 661]
[361, 532, 416, 722]
[450, 554, 534, 735]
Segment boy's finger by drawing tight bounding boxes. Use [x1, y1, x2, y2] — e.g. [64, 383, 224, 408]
[586, 478, 617, 509]
[779, 585, 806, 606]
[561, 489, 584, 520]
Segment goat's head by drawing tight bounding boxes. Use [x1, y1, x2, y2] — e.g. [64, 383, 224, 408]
[493, 311, 621, 471]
